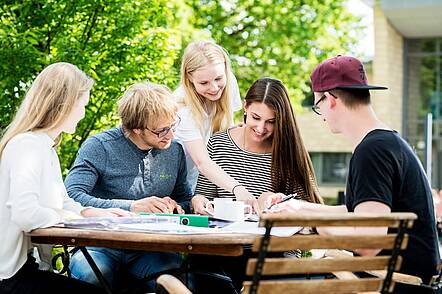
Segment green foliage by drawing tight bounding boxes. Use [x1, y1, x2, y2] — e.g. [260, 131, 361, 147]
[301, 249, 313, 258]
[0, 0, 185, 174]
[0, 0, 363, 172]
[186, 0, 363, 113]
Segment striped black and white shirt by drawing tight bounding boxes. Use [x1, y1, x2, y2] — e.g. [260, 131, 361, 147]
[194, 128, 307, 200]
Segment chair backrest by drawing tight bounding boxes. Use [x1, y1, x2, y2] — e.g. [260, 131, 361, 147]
[243, 212, 417, 294]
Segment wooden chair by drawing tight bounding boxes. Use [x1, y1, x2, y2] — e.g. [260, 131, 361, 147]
[157, 274, 192, 294]
[157, 212, 417, 294]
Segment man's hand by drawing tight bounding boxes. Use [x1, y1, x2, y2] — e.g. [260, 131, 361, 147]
[192, 195, 211, 215]
[130, 196, 176, 213]
[130, 196, 184, 214]
[270, 198, 303, 213]
[81, 207, 131, 217]
[162, 196, 184, 214]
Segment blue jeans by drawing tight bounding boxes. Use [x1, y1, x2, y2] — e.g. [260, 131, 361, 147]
[69, 247, 183, 292]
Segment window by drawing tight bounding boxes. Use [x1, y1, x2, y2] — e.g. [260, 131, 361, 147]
[406, 38, 442, 187]
[310, 152, 351, 185]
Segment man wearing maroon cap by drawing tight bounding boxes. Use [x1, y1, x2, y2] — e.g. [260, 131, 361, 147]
[272, 55, 440, 293]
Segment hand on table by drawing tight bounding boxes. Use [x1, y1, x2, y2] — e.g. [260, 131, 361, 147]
[269, 198, 303, 213]
[130, 196, 183, 214]
[258, 192, 284, 212]
[163, 196, 184, 214]
[235, 186, 259, 213]
[191, 195, 211, 215]
[81, 207, 131, 218]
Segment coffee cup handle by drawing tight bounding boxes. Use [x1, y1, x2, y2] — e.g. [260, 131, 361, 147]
[244, 204, 253, 220]
[203, 201, 214, 216]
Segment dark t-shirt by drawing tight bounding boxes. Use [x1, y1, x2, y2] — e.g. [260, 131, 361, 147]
[345, 129, 440, 284]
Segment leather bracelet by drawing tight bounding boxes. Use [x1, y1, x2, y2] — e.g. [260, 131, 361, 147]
[232, 184, 244, 195]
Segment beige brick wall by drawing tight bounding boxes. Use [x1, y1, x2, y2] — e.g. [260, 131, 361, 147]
[295, 105, 352, 199]
[372, 6, 404, 133]
[296, 110, 351, 199]
[296, 111, 352, 153]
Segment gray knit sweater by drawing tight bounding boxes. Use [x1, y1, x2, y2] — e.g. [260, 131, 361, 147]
[65, 126, 192, 212]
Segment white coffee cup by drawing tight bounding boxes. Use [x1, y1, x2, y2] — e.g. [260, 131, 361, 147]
[205, 198, 252, 221]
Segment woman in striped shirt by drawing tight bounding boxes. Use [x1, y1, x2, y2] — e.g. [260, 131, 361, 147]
[192, 77, 322, 215]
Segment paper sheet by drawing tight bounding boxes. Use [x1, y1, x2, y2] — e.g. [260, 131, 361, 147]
[221, 222, 302, 237]
[60, 216, 301, 236]
[61, 215, 180, 230]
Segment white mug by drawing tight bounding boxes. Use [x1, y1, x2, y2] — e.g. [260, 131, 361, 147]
[205, 198, 252, 221]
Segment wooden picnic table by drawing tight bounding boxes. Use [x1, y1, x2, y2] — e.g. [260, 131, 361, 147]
[29, 226, 255, 256]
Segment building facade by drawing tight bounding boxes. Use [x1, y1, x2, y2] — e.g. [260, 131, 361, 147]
[298, 0, 442, 199]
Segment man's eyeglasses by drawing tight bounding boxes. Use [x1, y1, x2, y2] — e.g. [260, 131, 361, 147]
[311, 92, 337, 115]
[146, 117, 181, 138]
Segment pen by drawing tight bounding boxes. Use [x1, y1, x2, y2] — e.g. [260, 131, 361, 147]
[263, 193, 297, 213]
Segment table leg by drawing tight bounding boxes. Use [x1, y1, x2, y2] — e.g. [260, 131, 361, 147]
[79, 247, 113, 294]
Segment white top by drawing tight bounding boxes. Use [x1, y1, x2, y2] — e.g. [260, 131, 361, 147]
[0, 132, 84, 279]
[173, 72, 242, 191]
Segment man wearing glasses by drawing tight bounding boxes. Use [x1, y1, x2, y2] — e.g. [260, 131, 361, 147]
[272, 55, 439, 292]
[65, 82, 191, 292]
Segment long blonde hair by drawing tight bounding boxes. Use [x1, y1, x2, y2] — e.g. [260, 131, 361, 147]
[0, 62, 93, 158]
[178, 40, 233, 134]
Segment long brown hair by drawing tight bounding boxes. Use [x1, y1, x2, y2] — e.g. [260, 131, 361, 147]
[244, 78, 322, 203]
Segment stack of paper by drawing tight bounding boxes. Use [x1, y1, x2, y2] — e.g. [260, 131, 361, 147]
[62, 215, 180, 230]
[61, 216, 302, 236]
[221, 222, 302, 237]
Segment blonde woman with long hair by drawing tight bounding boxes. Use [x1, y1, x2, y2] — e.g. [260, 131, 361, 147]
[0, 62, 128, 294]
[174, 41, 258, 210]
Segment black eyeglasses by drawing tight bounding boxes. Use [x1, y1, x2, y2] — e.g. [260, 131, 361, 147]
[146, 117, 181, 138]
[311, 92, 337, 115]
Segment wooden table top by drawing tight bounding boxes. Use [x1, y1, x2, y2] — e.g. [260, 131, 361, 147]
[29, 227, 256, 256]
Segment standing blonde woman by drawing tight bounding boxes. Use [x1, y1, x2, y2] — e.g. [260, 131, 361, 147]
[174, 41, 258, 210]
[0, 62, 128, 294]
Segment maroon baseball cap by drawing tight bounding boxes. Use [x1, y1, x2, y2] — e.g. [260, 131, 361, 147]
[310, 55, 387, 92]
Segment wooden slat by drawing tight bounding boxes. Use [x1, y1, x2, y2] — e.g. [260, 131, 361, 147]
[367, 270, 423, 286]
[259, 212, 416, 228]
[157, 274, 191, 294]
[252, 234, 408, 252]
[246, 256, 391, 275]
[243, 278, 383, 294]
[31, 235, 245, 256]
[332, 271, 360, 280]
[29, 228, 255, 256]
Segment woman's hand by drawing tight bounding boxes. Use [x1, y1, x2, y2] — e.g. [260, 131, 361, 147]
[192, 195, 212, 215]
[235, 186, 259, 213]
[258, 192, 284, 211]
[80, 207, 131, 218]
